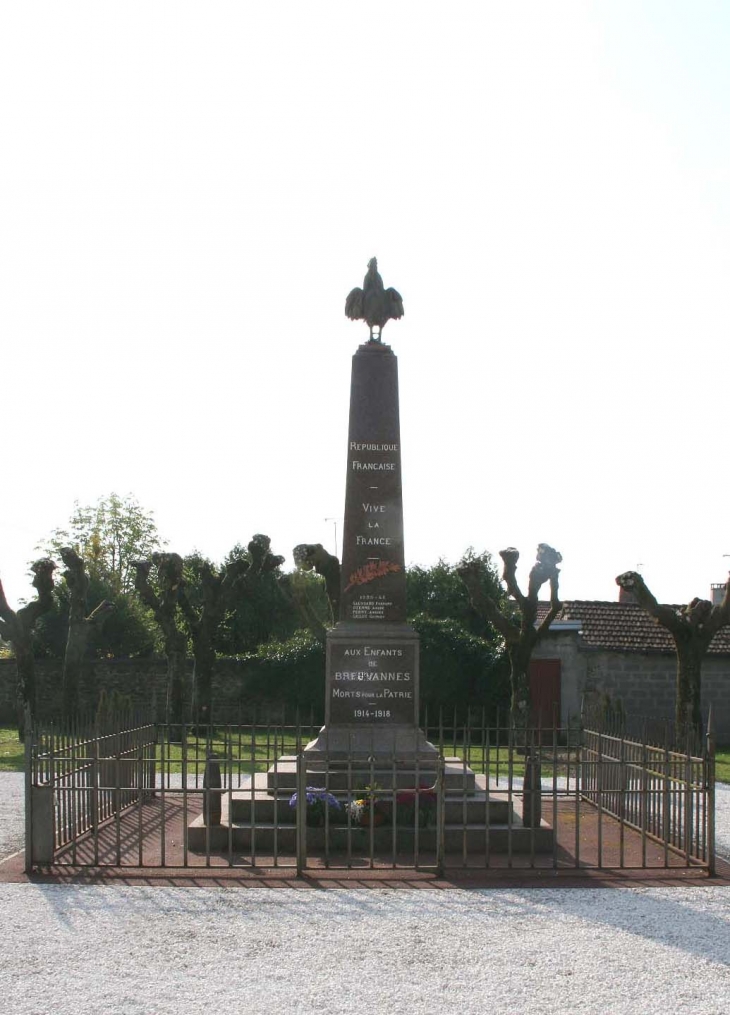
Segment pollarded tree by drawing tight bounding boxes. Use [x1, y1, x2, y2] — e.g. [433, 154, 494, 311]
[0, 559, 57, 736]
[179, 536, 285, 724]
[458, 544, 562, 726]
[292, 543, 341, 629]
[58, 547, 115, 718]
[132, 552, 187, 736]
[615, 570, 730, 731]
[215, 543, 300, 655]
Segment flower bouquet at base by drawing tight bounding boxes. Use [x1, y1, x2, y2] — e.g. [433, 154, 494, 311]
[289, 787, 343, 827]
[347, 782, 389, 828]
[394, 787, 438, 829]
[347, 797, 389, 828]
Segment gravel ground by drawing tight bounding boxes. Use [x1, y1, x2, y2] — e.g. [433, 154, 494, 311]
[2, 774, 730, 1014]
[1, 883, 730, 1014]
[0, 772, 23, 860]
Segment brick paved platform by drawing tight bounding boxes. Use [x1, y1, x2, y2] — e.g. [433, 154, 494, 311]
[3, 793, 727, 888]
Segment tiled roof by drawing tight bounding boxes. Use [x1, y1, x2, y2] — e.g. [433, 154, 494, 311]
[536, 600, 730, 656]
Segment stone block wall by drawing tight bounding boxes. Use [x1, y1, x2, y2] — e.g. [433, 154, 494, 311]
[0, 656, 281, 724]
[532, 636, 730, 740]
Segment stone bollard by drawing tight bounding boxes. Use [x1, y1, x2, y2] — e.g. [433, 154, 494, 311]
[522, 748, 543, 829]
[203, 752, 222, 826]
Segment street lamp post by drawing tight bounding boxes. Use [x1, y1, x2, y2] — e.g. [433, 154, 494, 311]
[324, 517, 338, 559]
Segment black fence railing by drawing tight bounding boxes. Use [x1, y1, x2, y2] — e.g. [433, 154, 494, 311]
[24, 707, 715, 876]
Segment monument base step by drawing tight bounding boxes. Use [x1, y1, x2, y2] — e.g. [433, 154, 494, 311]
[228, 773, 510, 823]
[187, 816, 553, 855]
[266, 756, 477, 793]
[187, 774, 553, 855]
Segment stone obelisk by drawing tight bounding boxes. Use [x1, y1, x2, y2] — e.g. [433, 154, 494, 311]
[305, 259, 435, 764]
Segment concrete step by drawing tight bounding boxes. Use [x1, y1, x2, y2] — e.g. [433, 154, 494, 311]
[265, 756, 476, 793]
[187, 779, 553, 856]
[187, 816, 553, 855]
[229, 791, 511, 826]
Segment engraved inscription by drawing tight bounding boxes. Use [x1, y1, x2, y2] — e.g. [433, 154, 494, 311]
[328, 641, 417, 724]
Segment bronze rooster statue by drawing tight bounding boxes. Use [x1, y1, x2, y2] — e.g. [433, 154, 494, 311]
[345, 257, 404, 342]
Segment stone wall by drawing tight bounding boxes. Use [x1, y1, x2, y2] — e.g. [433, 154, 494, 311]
[0, 656, 313, 724]
[533, 635, 730, 739]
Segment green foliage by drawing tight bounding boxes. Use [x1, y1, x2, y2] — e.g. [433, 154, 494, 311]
[33, 573, 158, 659]
[40, 492, 163, 595]
[31, 493, 164, 659]
[0, 727, 23, 772]
[406, 549, 506, 641]
[214, 543, 302, 655]
[411, 614, 509, 715]
[288, 568, 331, 622]
[406, 550, 510, 715]
[240, 630, 325, 712]
[716, 747, 730, 785]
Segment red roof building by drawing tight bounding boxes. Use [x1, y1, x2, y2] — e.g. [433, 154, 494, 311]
[530, 599, 730, 737]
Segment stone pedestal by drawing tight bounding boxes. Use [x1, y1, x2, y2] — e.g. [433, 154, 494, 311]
[303, 620, 437, 783]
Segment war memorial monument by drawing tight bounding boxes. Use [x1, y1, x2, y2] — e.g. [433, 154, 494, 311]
[188, 259, 550, 854]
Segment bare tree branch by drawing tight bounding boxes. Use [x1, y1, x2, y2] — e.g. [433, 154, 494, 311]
[456, 561, 519, 644]
[293, 543, 341, 623]
[87, 600, 115, 624]
[132, 559, 161, 613]
[16, 559, 56, 627]
[536, 571, 562, 638]
[615, 571, 680, 630]
[499, 548, 526, 609]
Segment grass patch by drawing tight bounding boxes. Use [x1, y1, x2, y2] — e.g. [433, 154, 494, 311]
[3, 724, 728, 784]
[715, 746, 730, 785]
[0, 728, 23, 772]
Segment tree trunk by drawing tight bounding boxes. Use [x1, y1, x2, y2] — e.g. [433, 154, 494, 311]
[675, 641, 704, 732]
[509, 636, 542, 829]
[14, 640, 35, 740]
[1, 560, 56, 738]
[62, 621, 91, 718]
[166, 631, 187, 739]
[59, 547, 113, 720]
[508, 639, 534, 728]
[192, 638, 216, 727]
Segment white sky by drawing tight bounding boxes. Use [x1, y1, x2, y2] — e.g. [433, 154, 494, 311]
[2, 1, 729, 608]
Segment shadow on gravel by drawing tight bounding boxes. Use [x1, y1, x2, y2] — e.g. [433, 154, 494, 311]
[473, 887, 730, 969]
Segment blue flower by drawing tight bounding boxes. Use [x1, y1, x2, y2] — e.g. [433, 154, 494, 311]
[289, 787, 342, 810]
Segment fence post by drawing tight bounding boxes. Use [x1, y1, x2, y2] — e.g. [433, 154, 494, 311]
[706, 705, 716, 877]
[148, 724, 157, 798]
[435, 754, 445, 877]
[296, 750, 306, 877]
[203, 752, 222, 826]
[24, 708, 33, 873]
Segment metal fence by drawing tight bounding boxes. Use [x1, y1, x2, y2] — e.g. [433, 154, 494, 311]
[25, 711, 157, 868]
[24, 707, 716, 875]
[580, 707, 714, 870]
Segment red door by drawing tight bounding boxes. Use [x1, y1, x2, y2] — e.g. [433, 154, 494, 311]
[529, 658, 561, 730]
